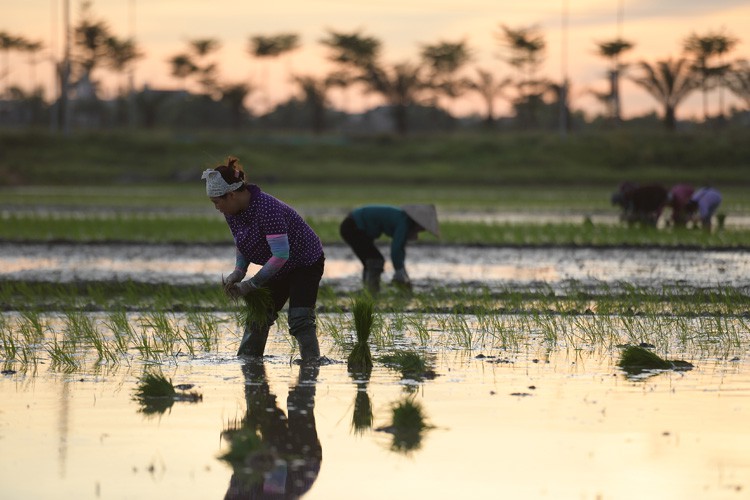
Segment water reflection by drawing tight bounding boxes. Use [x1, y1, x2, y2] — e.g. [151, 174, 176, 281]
[376, 395, 433, 454]
[221, 362, 321, 499]
[349, 368, 374, 436]
[3, 242, 747, 290]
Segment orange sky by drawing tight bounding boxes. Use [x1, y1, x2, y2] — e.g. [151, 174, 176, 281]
[5, 0, 750, 119]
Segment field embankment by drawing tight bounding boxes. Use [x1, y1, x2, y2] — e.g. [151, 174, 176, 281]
[1, 129, 749, 187]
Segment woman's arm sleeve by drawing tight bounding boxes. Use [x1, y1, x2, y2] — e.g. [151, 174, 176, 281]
[250, 233, 289, 285]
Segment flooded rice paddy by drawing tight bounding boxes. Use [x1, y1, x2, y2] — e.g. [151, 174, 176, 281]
[2, 243, 750, 499]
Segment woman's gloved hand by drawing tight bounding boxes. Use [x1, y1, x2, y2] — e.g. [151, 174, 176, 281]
[223, 269, 246, 294]
[226, 278, 258, 299]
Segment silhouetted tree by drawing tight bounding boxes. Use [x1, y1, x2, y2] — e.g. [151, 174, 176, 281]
[362, 61, 427, 136]
[320, 30, 381, 111]
[0, 31, 28, 97]
[420, 39, 472, 115]
[293, 75, 336, 134]
[726, 59, 750, 110]
[495, 24, 547, 128]
[466, 68, 510, 127]
[248, 33, 300, 113]
[220, 82, 252, 129]
[630, 57, 698, 130]
[683, 29, 739, 121]
[595, 38, 634, 124]
[168, 39, 221, 96]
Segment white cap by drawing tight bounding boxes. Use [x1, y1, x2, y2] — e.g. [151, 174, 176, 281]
[201, 169, 243, 197]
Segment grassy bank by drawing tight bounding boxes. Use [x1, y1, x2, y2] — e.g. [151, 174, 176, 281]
[2, 129, 749, 187]
[3, 212, 750, 248]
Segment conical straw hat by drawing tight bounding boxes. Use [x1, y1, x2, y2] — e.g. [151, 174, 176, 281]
[402, 204, 440, 238]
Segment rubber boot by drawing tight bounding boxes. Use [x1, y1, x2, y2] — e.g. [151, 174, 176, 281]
[363, 258, 384, 294]
[288, 307, 320, 363]
[237, 311, 278, 357]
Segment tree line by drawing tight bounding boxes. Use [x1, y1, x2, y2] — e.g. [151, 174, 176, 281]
[2, 1, 749, 134]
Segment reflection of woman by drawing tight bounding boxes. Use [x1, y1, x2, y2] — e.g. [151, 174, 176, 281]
[202, 157, 324, 361]
[339, 204, 440, 293]
[222, 362, 321, 499]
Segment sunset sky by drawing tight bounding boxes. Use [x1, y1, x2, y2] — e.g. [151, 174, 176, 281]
[5, 0, 750, 119]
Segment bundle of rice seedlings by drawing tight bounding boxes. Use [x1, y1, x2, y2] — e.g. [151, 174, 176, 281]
[133, 372, 203, 415]
[378, 350, 437, 381]
[241, 287, 274, 328]
[347, 294, 374, 373]
[618, 345, 693, 374]
[134, 372, 176, 400]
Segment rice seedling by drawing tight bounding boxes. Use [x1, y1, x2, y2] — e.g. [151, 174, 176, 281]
[133, 329, 162, 363]
[140, 311, 181, 357]
[45, 336, 80, 372]
[319, 313, 347, 348]
[1, 326, 18, 361]
[240, 287, 274, 330]
[406, 314, 431, 347]
[18, 310, 47, 345]
[103, 309, 134, 355]
[185, 311, 219, 351]
[348, 294, 375, 374]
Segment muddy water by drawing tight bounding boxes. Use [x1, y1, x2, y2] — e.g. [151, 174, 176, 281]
[2, 243, 750, 499]
[1, 242, 748, 291]
[1, 324, 749, 500]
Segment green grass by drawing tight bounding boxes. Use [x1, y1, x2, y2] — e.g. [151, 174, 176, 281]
[2, 129, 750, 187]
[3, 212, 750, 247]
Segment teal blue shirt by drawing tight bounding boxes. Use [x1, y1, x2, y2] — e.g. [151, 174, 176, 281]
[351, 205, 412, 270]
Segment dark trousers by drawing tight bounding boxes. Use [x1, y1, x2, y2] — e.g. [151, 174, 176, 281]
[266, 255, 325, 312]
[339, 215, 384, 266]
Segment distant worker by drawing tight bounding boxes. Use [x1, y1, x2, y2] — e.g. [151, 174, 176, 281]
[686, 186, 722, 231]
[611, 182, 668, 227]
[666, 183, 695, 227]
[339, 204, 440, 293]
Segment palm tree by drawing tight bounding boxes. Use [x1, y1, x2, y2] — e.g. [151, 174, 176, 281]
[220, 83, 252, 129]
[248, 33, 300, 113]
[683, 30, 739, 121]
[189, 38, 221, 95]
[320, 30, 380, 68]
[73, 2, 112, 82]
[167, 39, 221, 96]
[726, 59, 750, 110]
[362, 61, 426, 136]
[0, 31, 24, 97]
[595, 38, 634, 123]
[466, 68, 510, 127]
[495, 24, 546, 128]
[105, 36, 142, 95]
[294, 75, 336, 134]
[168, 54, 198, 90]
[420, 40, 472, 116]
[320, 30, 381, 111]
[630, 58, 698, 130]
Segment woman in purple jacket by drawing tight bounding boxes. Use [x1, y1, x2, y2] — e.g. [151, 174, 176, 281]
[202, 157, 324, 362]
